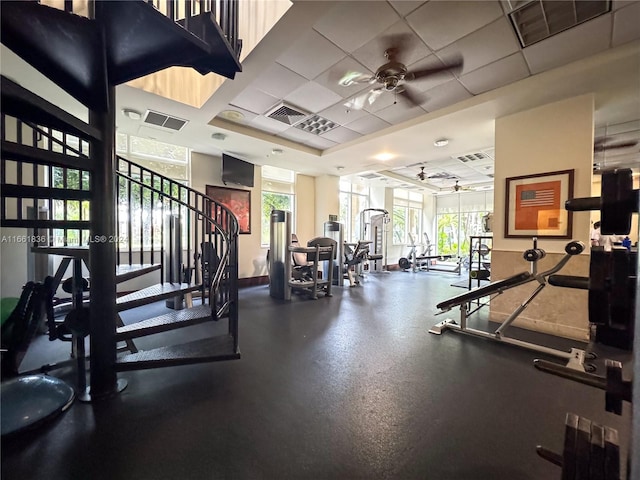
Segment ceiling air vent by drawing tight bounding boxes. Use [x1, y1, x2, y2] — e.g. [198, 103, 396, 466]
[359, 173, 381, 180]
[453, 152, 490, 163]
[143, 110, 188, 131]
[509, 0, 611, 48]
[295, 115, 338, 135]
[265, 103, 309, 126]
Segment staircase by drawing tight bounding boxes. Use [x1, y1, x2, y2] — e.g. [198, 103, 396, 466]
[0, 0, 242, 399]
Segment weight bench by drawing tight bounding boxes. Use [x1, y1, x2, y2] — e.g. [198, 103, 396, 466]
[430, 239, 590, 371]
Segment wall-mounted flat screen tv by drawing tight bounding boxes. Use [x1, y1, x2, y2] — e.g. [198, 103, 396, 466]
[222, 153, 254, 187]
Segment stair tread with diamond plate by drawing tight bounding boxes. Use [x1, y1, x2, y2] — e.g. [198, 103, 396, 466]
[116, 304, 214, 340]
[115, 335, 240, 371]
[116, 283, 200, 312]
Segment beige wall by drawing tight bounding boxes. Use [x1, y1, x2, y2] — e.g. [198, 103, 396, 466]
[191, 151, 265, 278]
[314, 175, 340, 235]
[491, 94, 595, 340]
[295, 174, 316, 244]
[191, 152, 317, 279]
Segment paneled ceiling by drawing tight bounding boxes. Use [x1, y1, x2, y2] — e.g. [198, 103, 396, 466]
[112, 1, 640, 191]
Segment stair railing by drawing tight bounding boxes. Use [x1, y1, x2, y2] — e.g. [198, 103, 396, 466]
[115, 156, 239, 321]
[145, 0, 242, 58]
[1, 111, 239, 329]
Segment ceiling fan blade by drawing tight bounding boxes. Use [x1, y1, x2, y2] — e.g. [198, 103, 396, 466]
[397, 85, 424, 106]
[405, 57, 464, 81]
[344, 88, 382, 110]
[367, 88, 384, 105]
[338, 71, 375, 87]
[594, 140, 639, 151]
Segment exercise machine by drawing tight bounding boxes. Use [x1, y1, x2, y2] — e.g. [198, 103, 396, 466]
[359, 208, 389, 273]
[344, 241, 371, 287]
[430, 238, 589, 370]
[398, 233, 458, 273]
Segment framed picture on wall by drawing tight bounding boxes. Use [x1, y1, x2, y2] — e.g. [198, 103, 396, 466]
[206, 185, 251, 234]
[504, 169, 574, 239]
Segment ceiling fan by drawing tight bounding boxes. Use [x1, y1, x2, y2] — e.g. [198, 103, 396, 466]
[417, 169, 458, 182]
[452, 181, 471, 192]
[340, 35, 463, 111]
[594, 136, 638, 153]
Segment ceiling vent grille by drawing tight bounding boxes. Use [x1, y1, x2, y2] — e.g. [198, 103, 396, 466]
[295, 115, 338, 135]
[143, 110, 188, 131]
[509, 0, 611, 48]
[265, 103, 309, 126]
[453, 152, 490, 163]
[359, 173, 381, 180]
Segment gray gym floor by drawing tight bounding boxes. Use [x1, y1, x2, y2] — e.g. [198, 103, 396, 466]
[1, 271, 632, 480]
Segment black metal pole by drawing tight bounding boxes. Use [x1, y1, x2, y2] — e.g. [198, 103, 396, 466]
[88, 83, 119, 399]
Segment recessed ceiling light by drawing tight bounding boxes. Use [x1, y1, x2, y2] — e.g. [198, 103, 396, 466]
[271, 148, 284, 155]
[336, 166, 345, 171]
[219, 110, 245, 122]
[122, 108, 142, 120]
[434, 138, 449, 147]
[374, 153, 395, 161]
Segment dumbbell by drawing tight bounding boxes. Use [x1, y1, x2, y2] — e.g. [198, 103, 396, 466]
[566, 168, 639, 235]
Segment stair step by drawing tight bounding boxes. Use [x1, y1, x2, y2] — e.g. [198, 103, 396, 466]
[116, 304, 213, 340]
[2, 219, 90, 230]
[1, 141, 93, 171]
[115, 335, 239, 371]
[115, 264, 161, 283]
[116, 283, 200, 311]
[100, 2, 241, 85]
[177, 12, 241, 79]
[1, 184, 92, 201]
[0, 75, 101, 141]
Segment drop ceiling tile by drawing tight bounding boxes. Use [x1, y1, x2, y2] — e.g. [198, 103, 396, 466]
[458, 53, 529, 95]
[276, 30, 347, 80]
[612, 2, 640, 46]
[313, 1, 400, 53]
[318, 102, 369, 126]
[437, 17, 521, 76]
[374, 103, 427, 124]
[229, 88, 279, 115]
[522, 15, 612, 74]
[284, 82, 343, 114]
[248, 115, 291, 134]
[318, 126, 361, 144]
[303, 135, 338, 150]
[407, 1, 503, 51]
[277, 126, 324, 143]
[421, 80, 473, 113]
[388, 1, 426, 17]
[251, 63, 308, 99]
[351, 21, 433, 73]
[313, 56, 374, 98]
[344, 113, 391, 135]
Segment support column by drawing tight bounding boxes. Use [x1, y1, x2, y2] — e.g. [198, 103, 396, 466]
[88, 84, 121, 399]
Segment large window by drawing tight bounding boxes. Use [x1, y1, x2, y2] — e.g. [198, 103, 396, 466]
[261, 165, 295, 246]
[339, 181, 369, 242]
[393, 189, 423, 245]
[436, 191, 493, 256]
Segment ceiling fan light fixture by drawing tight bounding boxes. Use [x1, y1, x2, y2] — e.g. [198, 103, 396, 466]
[434, 138, 449, 147]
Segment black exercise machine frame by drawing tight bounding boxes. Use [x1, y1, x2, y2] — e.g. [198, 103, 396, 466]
[430, 238, 589, 371]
